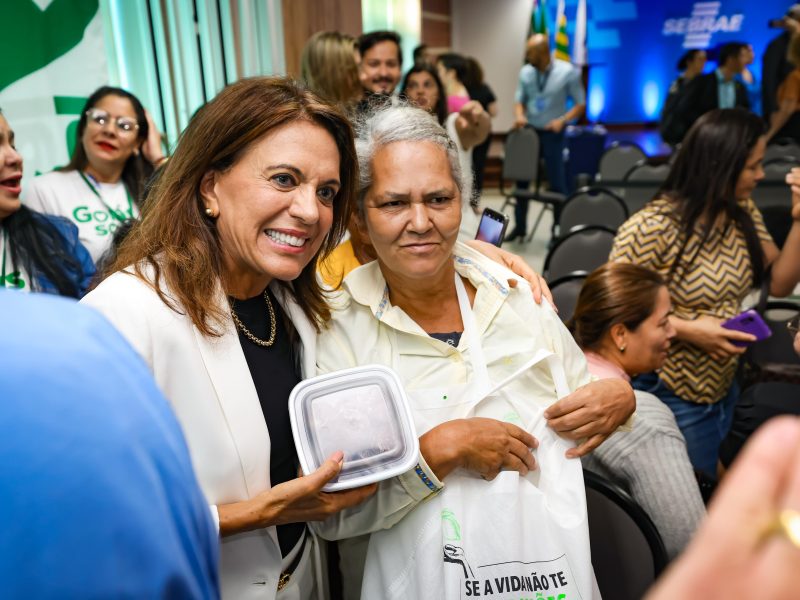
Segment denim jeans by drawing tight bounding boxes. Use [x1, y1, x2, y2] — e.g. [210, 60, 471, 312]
[633, 372, 739, 477]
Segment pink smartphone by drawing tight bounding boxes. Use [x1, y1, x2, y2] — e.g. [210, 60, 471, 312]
[722, 309, 772, 347]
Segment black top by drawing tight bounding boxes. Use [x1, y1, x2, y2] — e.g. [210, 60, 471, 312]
[430, 331, 463, 347]
[231, 288, 304, 556]
[467, 83, 497, 111]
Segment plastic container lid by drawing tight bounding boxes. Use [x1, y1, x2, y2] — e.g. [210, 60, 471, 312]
[289, 364, 420, 492]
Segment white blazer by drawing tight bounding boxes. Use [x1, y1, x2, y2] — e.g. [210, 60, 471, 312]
[81, 269, 322, 600]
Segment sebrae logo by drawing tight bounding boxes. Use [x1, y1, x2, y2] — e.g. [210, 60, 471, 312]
[663, 2, 744, 49]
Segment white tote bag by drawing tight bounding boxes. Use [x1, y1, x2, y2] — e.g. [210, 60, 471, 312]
[359, 277, 599, 600]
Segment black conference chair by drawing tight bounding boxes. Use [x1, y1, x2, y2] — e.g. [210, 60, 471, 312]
[597, 141, 647, 185]
[620, 161, 670, 215]
[543, 225, 616, 281]
[763, 140, 800, 164]
[548, 272, 588, 323]
[584, 470, 668, 600]
[749, 302, 800, 368]
[558, 187, 628, 236]
[763, 157, 799, 182]
[760, 205, 793, 248]
[499, 126, 566, 242]
[752, 161, 796, 211]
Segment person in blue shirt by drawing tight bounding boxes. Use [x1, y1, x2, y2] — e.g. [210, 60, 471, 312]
[509, 34, 586, 241]
[0, 290, 219, 598]
[0, 109, 94, 296]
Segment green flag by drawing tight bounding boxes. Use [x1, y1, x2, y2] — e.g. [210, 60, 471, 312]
[530, 0, 548, 35]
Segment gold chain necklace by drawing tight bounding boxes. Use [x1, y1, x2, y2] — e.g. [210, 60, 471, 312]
[231, 289, 276, 347]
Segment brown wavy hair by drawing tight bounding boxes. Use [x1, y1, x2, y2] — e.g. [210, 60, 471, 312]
[101, 77, 357, 336]
[569, 262, 665, 351]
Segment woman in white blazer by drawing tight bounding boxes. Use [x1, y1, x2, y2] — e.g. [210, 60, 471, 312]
[81, 77, 378, 600]
[81, 77, 552, 599]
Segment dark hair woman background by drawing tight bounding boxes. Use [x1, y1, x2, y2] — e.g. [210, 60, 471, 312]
[611, 107, 800, 477]
[0, 110, 93, 297]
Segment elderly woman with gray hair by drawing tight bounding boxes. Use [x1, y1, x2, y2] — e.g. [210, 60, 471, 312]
[314, 104, 633, 599]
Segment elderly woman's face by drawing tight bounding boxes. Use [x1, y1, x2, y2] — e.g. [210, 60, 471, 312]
[360, 140, 461, 281]
[201, 119, 340, 289]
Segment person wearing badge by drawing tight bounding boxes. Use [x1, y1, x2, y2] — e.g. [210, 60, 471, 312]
[25, 86, 166, 263]
[0, 109, 94, 297]
[507, 34, 585, 241]
[315, 104, 633, 599]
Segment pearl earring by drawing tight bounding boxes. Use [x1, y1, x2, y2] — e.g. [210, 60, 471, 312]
[205, 207, 215, 217]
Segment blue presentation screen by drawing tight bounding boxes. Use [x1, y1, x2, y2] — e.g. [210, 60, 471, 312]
[556, 0, 792, 122]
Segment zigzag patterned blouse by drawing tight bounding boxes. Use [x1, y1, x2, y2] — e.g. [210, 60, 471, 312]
[610, 197, 772, 404]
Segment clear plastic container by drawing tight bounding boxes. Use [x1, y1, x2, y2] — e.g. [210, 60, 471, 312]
[289, 364, 420, 491]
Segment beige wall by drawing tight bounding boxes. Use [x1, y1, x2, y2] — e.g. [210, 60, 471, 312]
[451, 0, 530, 132]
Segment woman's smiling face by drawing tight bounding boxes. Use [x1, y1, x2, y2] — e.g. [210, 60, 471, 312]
[200, 119, 341, 294]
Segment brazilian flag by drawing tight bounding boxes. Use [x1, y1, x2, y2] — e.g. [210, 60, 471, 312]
[530, 0, 548, 35]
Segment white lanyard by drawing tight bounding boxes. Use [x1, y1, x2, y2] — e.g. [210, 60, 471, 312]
[455, 273, 490, 394]
[455, 272, 570, 421]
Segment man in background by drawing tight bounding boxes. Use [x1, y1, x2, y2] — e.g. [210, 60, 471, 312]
[356, 30, 402, 115]
[0, 291, 219, 598]
[675, 42, 751, 138]
[509, 33, 585, 241]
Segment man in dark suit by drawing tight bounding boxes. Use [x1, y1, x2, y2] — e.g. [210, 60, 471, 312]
[673, 42, 750, 141]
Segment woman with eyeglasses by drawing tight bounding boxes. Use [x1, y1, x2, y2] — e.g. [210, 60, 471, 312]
[25, 86, 165, 263]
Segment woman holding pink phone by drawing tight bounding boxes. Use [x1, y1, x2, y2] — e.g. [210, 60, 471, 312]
[610, 108, 800, 477]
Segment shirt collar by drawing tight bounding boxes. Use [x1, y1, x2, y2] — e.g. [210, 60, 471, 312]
[342, 241, 511, 336]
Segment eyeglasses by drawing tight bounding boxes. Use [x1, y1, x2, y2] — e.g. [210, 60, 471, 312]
[787, 314, 800, 337]
[85, 108, 139, 135]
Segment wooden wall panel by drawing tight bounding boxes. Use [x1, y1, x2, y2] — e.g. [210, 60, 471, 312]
[421, 16, 450, 49]
[421, 0, 451, 52]
[281, 0, 363, 77]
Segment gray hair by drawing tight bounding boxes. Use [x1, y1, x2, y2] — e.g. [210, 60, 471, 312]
[354, 102, 472, 213]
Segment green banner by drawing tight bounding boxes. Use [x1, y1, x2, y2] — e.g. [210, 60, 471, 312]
[0, 0, 107, 178]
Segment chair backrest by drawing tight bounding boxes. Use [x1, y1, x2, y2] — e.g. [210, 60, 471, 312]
[760, 205, 793, 248]
[559, 187, 628, 234]
[544, 225, 616, 280]
[501, 126, 540, 182]
[597, 142, 646, 183]
[764, 141, 800, 164]
[762, 158, 799, 182]
[624, 161, 671, 182]
[548, 272, 588, 323]
[618, 161, 670, 215]
[749, 301, 800, 366]
[752, 182, 792, 210]
[584, 470, 668, 600]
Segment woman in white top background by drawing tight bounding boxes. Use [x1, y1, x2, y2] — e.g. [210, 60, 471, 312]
[25, 86, 165, 263]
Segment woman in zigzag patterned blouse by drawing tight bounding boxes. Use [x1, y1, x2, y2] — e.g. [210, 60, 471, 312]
[610, 108, 800, 477]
